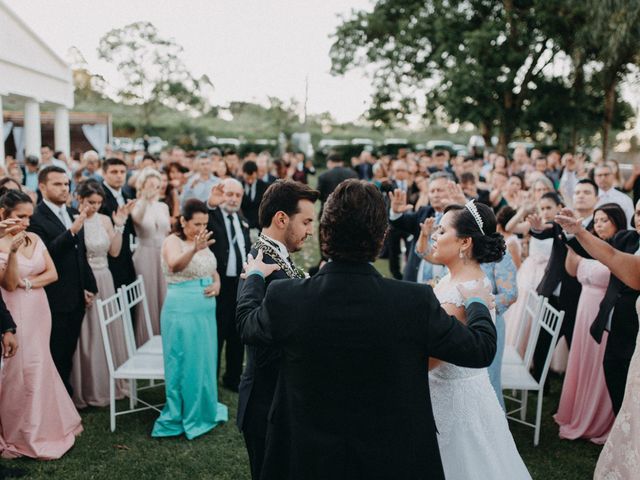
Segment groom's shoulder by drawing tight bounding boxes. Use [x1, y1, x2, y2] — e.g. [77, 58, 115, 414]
[380, 276, 432, 299]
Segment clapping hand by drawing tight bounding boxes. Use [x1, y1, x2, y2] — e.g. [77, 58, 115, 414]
[555, 208, 584, 235]
[70, 205, 90, 235]
[112, 200, 135, 228]
[457, 281, 495, 311]
[0, 218, 23, 239]
[241, 250, 281, 279]
[388, 189, 413, 214]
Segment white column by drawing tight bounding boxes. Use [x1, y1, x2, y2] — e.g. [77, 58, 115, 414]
[24, 99, 41, 159]
[54, 106, 70, 158]
[0, 95, 5, 166]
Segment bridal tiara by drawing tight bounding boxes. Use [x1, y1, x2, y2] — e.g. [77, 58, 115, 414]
[465, 199, 485, 235]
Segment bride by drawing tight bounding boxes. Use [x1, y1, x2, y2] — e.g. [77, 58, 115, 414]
[416, 200, 531, 480]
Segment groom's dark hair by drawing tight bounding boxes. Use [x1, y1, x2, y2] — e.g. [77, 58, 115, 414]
[259, 180, 319, 228]
[320, 179, 388, 262]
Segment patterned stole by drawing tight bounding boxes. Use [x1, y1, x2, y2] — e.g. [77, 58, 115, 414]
[253, 234, 306, 279]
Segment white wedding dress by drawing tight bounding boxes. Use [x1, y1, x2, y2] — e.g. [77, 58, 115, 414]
[430, 274, 531, 480]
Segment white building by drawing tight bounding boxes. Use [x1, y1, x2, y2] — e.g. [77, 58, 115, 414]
[0, 0, 73, 164]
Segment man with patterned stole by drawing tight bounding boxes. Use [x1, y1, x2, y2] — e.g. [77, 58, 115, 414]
[236, 180, 319, 480]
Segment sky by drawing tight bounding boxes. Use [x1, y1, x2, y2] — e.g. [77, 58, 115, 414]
[4, 0, 375, 122]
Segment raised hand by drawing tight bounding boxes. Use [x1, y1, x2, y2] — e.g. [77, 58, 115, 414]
[555, 208, 583, 235]
[526, 213, 551, 232]
[208, 183, 225, 208]
[388, 189, 413, 214]
[70, 206, 90, 235]
[457, 281, 496, 311]
[112, 204, 130, 228]
[241, 250, 281, 279]
[444, 181, 467, 206]
[194, 230, 215, 252]
[0, 218, 23, 239]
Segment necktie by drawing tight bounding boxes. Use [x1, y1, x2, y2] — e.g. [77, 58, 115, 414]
[59, 207, 69, 228]
[228, 214, 243, 276]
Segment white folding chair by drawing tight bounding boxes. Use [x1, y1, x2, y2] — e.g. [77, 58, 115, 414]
[97, 289, 165, 432]
[502, 289, 544, 365]
[121, 275, 163, 356]
[502, 298, 564, 446]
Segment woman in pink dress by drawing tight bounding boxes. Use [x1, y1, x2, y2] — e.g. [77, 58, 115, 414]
[554, 203, 627, 444]
[131, 168, 171, 345]
[0, 190, 82, 459]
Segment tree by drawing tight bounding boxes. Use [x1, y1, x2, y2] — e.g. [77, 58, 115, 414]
[586, 0, 640, 159]
[330, 1, 637, 153]
[98, 21, 214, 129]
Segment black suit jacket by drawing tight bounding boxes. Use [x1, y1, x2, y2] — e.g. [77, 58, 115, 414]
[591, 230, 640, 356]
[389, 205, 436, 282]
[237, 248, 289, 433]
[207, 207, 251, 276]
[236, 261, 496, 480]
[99, 184, 137, 289]
[317, 167, 358, 214]
[28, 203, 97, 312]
[241, 180, 268, 230]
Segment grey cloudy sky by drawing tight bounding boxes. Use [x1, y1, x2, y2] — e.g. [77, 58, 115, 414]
[5, 0, 374, 122]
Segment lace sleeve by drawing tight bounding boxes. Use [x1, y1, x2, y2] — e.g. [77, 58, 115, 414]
[493, 253, 518, 316]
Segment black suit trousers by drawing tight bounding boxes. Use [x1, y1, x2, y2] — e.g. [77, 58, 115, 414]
[50, 306, 85, 396]
[242, 396, 267, 480]
[216, 275, 244, 388]
[387, 227, 408, 280]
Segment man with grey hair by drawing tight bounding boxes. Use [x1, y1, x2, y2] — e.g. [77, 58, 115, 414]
[206, 179, 251, 391]
[389, 171, 465, 282]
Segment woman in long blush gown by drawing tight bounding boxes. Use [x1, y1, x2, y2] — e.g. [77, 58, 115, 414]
[71, 180, 131, 408]
[417, 201, 530, 479]
[0, 191, 82, 459]
[554, 205, 627, 444]
[131, 168, 170, 345]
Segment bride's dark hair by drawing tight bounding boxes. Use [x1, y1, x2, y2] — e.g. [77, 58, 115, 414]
[443, 202, 506, 264]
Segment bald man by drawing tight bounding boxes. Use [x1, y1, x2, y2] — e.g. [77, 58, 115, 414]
[207, 179, 252, 391]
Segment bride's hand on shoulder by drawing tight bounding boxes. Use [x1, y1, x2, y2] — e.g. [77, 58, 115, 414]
[457, 281, 495, 310]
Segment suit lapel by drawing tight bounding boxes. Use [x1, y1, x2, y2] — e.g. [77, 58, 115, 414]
[39, 202, 67, 232]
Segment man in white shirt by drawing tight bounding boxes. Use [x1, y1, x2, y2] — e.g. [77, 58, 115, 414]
[594, 164, 635, 228]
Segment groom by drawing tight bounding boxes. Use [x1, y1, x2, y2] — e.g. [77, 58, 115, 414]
[237, 179, 497, 480]
[237, 180, 319, 480]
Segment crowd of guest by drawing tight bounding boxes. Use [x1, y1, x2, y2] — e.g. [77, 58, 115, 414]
[0, 140, 638, 480]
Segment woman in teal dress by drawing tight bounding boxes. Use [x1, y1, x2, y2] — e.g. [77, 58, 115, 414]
[152, 199, 228, 439]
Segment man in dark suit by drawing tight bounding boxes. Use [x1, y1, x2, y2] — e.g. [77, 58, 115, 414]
[206, 178, 251, 391]
[317, 153, 358, 216]
[531, 183, 598, 382]
[241, 160, 268, 231]
[99, 158, 137, 289]
[28, 166, 98, 395]
[591, 214, 640, 413]
[236, 180, 318, 480]
[236, 180, 496, 480]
